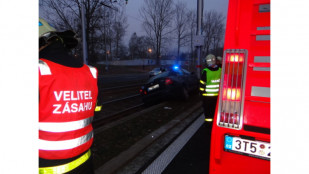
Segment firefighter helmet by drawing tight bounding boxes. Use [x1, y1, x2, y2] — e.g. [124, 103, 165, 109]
[39, 18, 56, 38]
[39, 18, 78, 49]
[205, 54, 216, 66]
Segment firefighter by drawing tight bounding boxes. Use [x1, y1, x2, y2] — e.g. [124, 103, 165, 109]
[199, 54, 222, 122]
[39, 18, 98, 174]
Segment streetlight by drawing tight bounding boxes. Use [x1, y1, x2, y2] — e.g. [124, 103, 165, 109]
[147, 48, 152, 66]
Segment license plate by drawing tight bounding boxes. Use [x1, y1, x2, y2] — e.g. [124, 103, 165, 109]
[224, 135, 271, 160]
[148, 84, 159, 91]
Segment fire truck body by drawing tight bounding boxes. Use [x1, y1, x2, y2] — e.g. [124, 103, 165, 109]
[209, 0, 270, 173]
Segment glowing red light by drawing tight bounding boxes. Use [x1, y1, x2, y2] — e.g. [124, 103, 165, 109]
[222, 88, 241, 101]
[227, 54, 244, 62]
[220, 112, 239, 124]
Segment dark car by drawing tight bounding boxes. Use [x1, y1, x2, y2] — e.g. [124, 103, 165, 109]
[140, 66, 199, 104]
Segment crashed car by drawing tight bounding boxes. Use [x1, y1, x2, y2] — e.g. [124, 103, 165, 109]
[140, 66, 199, 104]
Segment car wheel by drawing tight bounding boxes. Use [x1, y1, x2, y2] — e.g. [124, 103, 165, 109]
[181, 86, 189, 100]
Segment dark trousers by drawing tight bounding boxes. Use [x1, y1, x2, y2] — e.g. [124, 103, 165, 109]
[202, 96, 218, 119]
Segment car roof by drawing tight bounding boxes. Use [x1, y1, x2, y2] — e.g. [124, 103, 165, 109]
[147, 71, 169, 82]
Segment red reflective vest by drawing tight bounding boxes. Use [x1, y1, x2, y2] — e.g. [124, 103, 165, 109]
[39, 59, 98, 160]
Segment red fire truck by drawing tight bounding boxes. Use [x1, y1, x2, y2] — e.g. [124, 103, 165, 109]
[209, 0, 270, 173]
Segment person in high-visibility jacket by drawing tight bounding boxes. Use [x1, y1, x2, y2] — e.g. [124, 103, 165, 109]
[200, 54, 222, 122]
[39, 18, 98, 174]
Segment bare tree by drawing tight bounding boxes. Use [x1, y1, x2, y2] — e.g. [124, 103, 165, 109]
[112, 10, 128, 58]
[129, 32, 138, 59]
[140, 0, 175, 66]
[186, 10, 197, 67]
[39, 0, 127, 64]
[202, 10, 225, 57]
[174, 1, 190, 60]
[212, 14, 225, 56]
[129, 33, 152, 59]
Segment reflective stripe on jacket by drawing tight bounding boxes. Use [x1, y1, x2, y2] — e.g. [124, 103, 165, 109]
[39, 59, 98, 160]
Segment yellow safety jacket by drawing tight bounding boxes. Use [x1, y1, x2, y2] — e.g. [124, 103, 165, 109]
[200, 67, 222, 96]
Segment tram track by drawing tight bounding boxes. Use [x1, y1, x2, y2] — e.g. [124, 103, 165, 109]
[93, 97, 203, 174]
[101, 94, 140, 105]
[93, 103, 144, 129]
[93, 84, 145, 129]
[100, 84, 144, 92]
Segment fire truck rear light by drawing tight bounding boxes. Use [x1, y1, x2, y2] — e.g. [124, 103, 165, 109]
[217, 49, 248, 130]
[222, 88, 241, 101]
[228, 54, 244, 62]
[219, 112, 240, 128]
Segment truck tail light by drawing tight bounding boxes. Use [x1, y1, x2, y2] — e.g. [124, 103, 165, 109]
[217, 49, 248, 129]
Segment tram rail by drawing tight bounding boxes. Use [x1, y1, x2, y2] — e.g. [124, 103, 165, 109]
[101, 94, 140, 105]
[101, 83, 144, 92]
[93, 103, 144, 129]
[93, 84, 145, 128]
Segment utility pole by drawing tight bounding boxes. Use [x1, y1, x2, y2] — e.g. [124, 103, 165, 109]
[196, 0, 203, 79]
[104, 7, 108, 71]
[100, 2, 118, 71]
[81, 0, 88, 65]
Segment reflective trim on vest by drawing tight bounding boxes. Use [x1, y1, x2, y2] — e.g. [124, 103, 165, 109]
[39, 150, 91, 174]
[39, 131, 93, 151]
[39, 117, 93, 133]
[206, 84, 220, 88]
[87, 65, 97, 79]
[199, 87, 205, 91]
[95, 105, 102, 112]
[211, 79, 220, 83]
[39, 60, 51, 75]
[205, 89, 219, 92]
[202, 93, 218, 96]
[199, 80, 205, 85]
